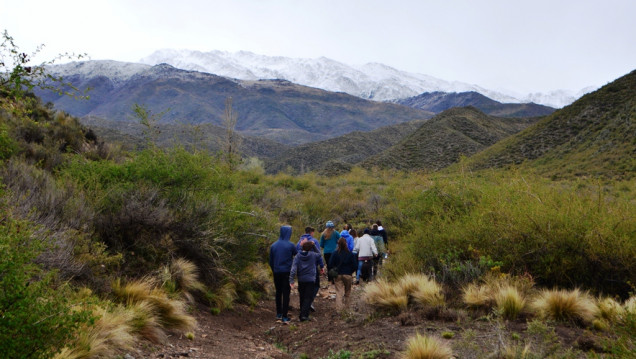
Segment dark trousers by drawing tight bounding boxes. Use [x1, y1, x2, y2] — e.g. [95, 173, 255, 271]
[273, 272, 291, 318]
[324, 253, 333, 271]
[311, 269, 320, 305]
[298, 281, 315, 320]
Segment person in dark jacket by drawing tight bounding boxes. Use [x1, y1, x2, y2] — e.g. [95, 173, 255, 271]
[329, 237, 358, 311]
[290, 241, 325, 322]
[296, 226, 321, 312]
[376, 220, 388, 250]
[269, 225, 297, 324]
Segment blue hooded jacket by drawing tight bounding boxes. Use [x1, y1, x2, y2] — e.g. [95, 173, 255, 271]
[296, 233, 320, 253]
[339, 230, 355, 252]
[269, 226, 297, 273]
[290, 250, 324, 284]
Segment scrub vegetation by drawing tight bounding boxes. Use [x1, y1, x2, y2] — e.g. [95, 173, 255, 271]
[1, 33, 634, 358]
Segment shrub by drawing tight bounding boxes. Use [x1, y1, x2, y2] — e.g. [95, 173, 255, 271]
[0, 208, 92, 359]
[403, 333, 453, 359]
[530, 288, 599, 325]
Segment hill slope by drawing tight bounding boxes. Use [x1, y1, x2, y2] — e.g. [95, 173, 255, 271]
[396, 91, 556, 118]
[264, 120, 426, 174]
[37, 61, 433, 145]
[364, 107, 540, 171]
[463, 69, 636, 178]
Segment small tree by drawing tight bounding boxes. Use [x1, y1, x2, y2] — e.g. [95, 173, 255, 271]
[0, 29, 88, 110]
[222, 96, 241, 170]
[132, 103, 168, 148]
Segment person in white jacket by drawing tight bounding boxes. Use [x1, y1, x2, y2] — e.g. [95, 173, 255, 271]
[353, 229, 378, 284]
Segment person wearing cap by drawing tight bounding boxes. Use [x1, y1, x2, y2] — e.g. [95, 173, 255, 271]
[319, 220, 340, 280]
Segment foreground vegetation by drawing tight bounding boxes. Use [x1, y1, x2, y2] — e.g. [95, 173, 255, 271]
[1, 33, 634, 357]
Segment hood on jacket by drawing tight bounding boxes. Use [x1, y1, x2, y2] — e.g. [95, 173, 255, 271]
[279, 225, 292, 241]
[340, 230, 353, 241]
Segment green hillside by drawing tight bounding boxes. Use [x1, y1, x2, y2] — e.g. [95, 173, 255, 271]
[365, 107, 539, 171]
[264, 119, 426, 174]
[463, 70, 636, 178]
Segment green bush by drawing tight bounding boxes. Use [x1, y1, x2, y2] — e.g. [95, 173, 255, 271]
[0, 205, 92, 359]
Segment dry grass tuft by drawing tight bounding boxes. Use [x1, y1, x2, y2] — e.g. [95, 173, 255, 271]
[530, 288, 599, 324]
[624, 296, 636, 314]
[112, 277, 157, 303]
[364, 279, 408, 312]
[397, 274, 445, 307]
[403, 333, 453, 359]
[495, 285, 525, 320]
[246, 262, 274, 296]
[54, 305, 135, 359]
[111, 277, 197, 332]
[597, 297, 625, 323]
[462, 282, 493, 308]
[499, 343, 532, 359]
[167, 258, 205, 295]
[145, 288, 197, 331]
[127, 300, 166, 343]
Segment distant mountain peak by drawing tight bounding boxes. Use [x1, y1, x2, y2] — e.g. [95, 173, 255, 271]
[140, 49, 591, 108]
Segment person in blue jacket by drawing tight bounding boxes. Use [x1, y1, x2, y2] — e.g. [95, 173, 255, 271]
[296, 226, 321, 311]
[269, 225, 297, 324]
[290, 240, 324, 322]
[320, 220, 340, 280]
[339, 228, 355, 252]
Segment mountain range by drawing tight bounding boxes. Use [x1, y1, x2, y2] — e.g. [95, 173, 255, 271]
[37, 61, 433, 145]
[395, 92, 555, 118]
[140, 49, 593, 108]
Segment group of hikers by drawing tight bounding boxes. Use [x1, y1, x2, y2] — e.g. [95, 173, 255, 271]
[269, 220, 388, 324]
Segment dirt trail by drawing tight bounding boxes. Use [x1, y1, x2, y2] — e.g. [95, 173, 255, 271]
[128, 277, 590, 359]
[127, 279, 406, 358]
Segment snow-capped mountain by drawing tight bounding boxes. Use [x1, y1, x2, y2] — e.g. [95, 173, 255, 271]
[140, 49, 591, 108]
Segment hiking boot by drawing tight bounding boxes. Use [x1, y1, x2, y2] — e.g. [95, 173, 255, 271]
[276, 314, 282, 322]
[299, 317, 309, 322]
[282, 317, 291, 324]
[354, 280, 360, 285]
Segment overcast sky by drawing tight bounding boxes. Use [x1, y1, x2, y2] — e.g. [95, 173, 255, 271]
[2, 0, 635, 94]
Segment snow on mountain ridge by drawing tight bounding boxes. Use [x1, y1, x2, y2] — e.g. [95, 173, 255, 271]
[140, 49, 590, 107]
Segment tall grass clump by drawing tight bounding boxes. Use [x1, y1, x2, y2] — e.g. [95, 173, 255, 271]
[111, 277, 196, 332]
[364, 278, 408, 312]
[597, 297, 626, 323]
[403, 333, 453, 359]
[494, 285, 526, 320]
[625, 296, 636, 314]
[54, 305, 135, 359]
[161, 258, 205, 303]
[397, 273, 445, 307]
[530, 288, 599, 325]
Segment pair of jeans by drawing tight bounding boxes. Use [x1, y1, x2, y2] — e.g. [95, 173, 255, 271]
[273, 272, 290, 318]
[298, 281, 315, 320]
